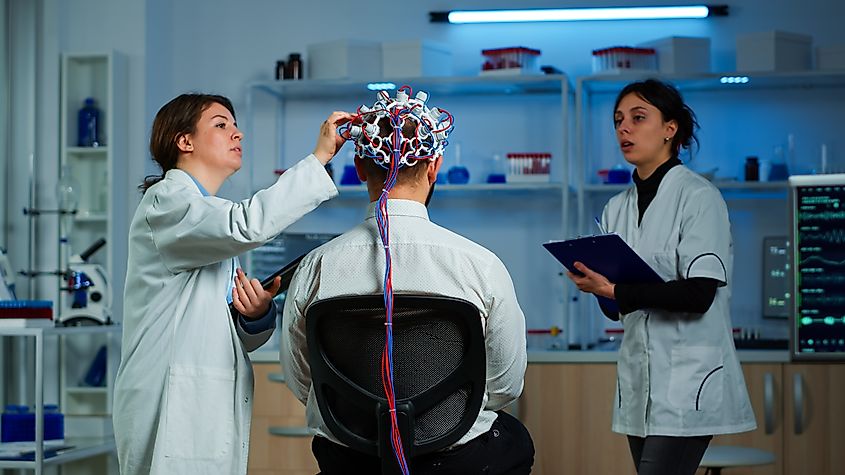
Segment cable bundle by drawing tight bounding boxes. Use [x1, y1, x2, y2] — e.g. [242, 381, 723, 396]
[339, 86, 454, 474]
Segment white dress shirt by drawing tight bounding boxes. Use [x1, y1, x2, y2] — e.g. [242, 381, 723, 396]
[281, 199, 527, 446]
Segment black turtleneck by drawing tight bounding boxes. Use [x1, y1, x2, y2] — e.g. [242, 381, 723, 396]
[633, 156, 681, 225]
[607, 158, 719, 319]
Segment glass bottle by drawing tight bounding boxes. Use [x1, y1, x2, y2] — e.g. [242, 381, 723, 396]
[77, 97, 101, 147]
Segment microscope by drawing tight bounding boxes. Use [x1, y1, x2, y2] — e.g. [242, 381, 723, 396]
[58, 238, 111, 326]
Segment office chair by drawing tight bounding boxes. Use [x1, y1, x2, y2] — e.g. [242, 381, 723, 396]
[306, 294, 486, 475]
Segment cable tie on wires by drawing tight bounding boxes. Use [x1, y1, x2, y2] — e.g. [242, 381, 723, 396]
[384, 322, 392, 326]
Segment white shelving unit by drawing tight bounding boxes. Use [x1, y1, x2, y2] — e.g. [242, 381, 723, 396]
[0, 325, 120, 474]
[573, 70, 845, 347]
[58, 51, 128, 324]
[243, 74, 576, 355]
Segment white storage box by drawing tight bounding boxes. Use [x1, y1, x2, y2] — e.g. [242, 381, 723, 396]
[382, 40, 452, 78]
[639, 37, 710, 74]
[307, 40, 382, 80]
[816, 45, 845, 70]
[736, 31, 812, 72]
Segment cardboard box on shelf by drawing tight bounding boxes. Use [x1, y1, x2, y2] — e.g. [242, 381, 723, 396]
[382, 40, 452, 79]
[638, 36, 711, 74]
[736, 30, 812, 72]
[816, 45, 845, 70]
[307, 39, 382, 80]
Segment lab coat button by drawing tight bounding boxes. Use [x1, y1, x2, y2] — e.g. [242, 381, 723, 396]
[244, 396, 249, 403]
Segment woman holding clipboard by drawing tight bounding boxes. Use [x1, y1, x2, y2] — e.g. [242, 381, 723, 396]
[566, 79, 755, 475]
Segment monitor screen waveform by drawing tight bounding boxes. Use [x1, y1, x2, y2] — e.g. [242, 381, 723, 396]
[792, 178, 845, 358]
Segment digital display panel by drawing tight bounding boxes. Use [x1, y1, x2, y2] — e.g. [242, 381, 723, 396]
[790, 174, 845, 360]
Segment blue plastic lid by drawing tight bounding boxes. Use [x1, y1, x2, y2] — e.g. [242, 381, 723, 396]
[44, 404, 59, 412]
[84, 97, 96, 105]
[4, 404, 29, 413]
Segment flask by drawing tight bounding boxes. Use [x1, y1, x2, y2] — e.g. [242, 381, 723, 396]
[285, 53, 303, 80]
[56, 165, 81, 241]
[486, 154, 507, 183]
[744, 156, 759, 181]
[77, 97, 101, 147]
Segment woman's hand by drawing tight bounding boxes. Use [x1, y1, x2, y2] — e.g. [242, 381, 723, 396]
[312, 111, 354, 165]
[232, 268, 282, 320]
[566, 262, 616, 299]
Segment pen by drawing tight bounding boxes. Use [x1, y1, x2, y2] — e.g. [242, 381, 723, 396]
[594, 216, 606, 234]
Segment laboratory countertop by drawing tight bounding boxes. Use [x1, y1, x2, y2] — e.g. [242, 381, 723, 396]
[250, 349, 790, 364]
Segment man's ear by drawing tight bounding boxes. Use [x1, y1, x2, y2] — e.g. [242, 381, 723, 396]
[427, 156, 443, 184]
[176, 133, 194, 153]
[354, 156, 367, 182]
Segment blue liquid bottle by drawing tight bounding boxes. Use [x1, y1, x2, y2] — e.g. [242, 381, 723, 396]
[78, 97, 101, 147]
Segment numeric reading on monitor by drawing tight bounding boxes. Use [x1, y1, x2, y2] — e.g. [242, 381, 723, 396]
[795, 183, 845, 355]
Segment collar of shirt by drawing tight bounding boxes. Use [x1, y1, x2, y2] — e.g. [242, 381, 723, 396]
[182, 171, 211, 197]
[365, 199, 430, 222]
[633, 156, 682, 193]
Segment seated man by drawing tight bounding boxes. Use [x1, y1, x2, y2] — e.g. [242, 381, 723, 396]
[280, 87, 534, 475]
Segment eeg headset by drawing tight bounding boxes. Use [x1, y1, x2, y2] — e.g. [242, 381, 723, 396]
[339, 86, 454, 171]
[338, 86, 453, 474]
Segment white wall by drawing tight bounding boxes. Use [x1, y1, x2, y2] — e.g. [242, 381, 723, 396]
[15, 0, 845, 345]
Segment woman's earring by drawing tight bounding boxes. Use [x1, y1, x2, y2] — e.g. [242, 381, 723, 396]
[663, 137, 671, 143]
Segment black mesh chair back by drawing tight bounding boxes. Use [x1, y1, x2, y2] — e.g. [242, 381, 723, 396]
[306, 294, 486, 474]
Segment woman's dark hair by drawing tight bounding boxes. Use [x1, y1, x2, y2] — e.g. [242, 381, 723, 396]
[613, 79, 699, 160]
[140, 93, 236, 192]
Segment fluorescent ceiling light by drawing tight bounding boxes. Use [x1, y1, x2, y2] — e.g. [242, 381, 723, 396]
[430, 5, 727, 23]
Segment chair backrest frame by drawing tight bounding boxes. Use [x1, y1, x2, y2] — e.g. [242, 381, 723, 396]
[305, 294, 486, 462]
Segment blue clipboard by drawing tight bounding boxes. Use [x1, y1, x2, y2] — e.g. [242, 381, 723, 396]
[543, 234, 664, 314]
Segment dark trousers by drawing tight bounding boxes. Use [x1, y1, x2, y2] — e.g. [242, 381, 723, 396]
[312, 411, 535, 475]
[627, 435, 712, 475]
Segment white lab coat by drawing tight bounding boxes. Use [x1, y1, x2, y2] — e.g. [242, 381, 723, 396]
[113, 155, 337, 475]
[603, 165, 756, 437]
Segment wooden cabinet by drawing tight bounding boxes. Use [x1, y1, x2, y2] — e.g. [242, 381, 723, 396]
[248, 362, 318, 475]
[709, 364, 784, 475]
[521, 363, 634, 475]
[524, 361, 845, 475]
[782, 364, 845, 475]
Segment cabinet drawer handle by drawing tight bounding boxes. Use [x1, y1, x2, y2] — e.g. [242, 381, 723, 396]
[793, 372, 804, 435]
[764, 372, 775, 435]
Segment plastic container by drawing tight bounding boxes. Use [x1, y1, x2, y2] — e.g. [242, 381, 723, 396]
[1, 404, 64, 442]
[592, 47, 657, 73]
[77, 97, 101, 147]
[638, 37, 710, 74]
[340, 165, 361, 185]
[506, 153, 551, 183]
[481, 47, 541, 75]
[307, 40, 381, 80]
[382, 40, 452, 78]
[736, 30, 812, 72]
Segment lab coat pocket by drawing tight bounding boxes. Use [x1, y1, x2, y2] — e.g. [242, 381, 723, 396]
[163, 364, 236, 460]
[667, 346, 724, 411]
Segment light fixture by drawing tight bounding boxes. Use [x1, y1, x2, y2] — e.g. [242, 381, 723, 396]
[430, 5, 728, 23]
[367, 82, 396, 91]
[720, 76, 750, 84]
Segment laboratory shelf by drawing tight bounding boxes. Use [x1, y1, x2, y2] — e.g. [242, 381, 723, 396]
[65, 146, 108, 155]
[578, 70, 845, 93]
[72, 212, 107, 223]
[336, 182, 568, 198]
[582, 180, 788, 193]
[0, 437, 115, 469]
[0, 325, 121, 474]
[249, 74, 569, 100]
